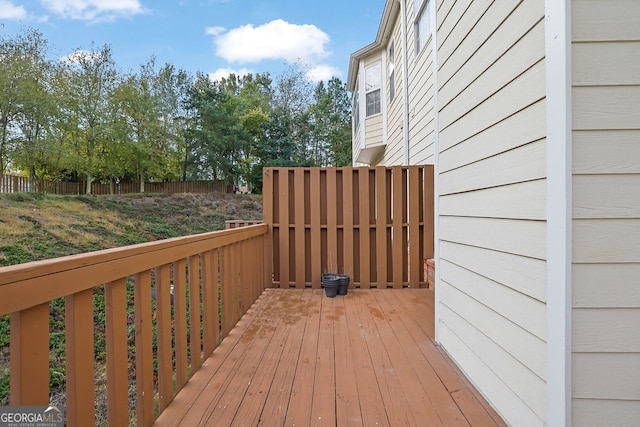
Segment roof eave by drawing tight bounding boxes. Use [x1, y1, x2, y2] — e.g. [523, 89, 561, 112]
[347, 0, 400, 92]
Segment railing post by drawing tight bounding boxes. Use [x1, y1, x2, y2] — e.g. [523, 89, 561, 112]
[10, 303, 50, 405]
[173, 259, 189, 391]
[134, 271, 154, 427]
[105, 278, 130, 427]
[66, 289, 96, 425]
[156, 264, 174, 412]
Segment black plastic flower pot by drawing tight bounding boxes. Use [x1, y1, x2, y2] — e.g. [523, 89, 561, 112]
[338, 274, 350, 295]
[323, 275, 340, 298]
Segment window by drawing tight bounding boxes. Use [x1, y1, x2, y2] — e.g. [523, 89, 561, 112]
[353, 85, 360, 130]
[414, 0, 431, 54]
[389, 41, 396, 103]
[365, 62, 381, 116]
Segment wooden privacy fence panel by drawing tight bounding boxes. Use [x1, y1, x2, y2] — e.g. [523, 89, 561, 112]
[0, 224, 267, 426]
[0, 174, 30, 193]
[0, 175, 232, 195]
[263, 166, 434, 289]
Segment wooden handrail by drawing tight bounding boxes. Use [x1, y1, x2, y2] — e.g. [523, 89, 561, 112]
[0, 223, 268, 426]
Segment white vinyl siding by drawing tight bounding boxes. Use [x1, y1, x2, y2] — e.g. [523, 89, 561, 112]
[378, 21, 404, 167]
[407, 0, 435, 165]
[436, 1, 547, 426]
[364, 114, 384, 146]
[376, 0, 435, 167]
[571, 1, 640, 424]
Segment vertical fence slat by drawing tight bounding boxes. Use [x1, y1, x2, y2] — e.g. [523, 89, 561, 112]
[201, 251, 215, 357]
[211, 249, 220, 346]
[409, 167, 421, 288]
[66, 289, 96, 426]
[134, 270, 154, 427]
[310, 168, 322, 288]
[230, 243, 242, 320]
[173, 259, 189, 391]
[156, 263, 174, 411]
[188, 255, 202, 371]
[105, 278, 130, 427]
[392, 166, 404, 288]
[375, 167, 388, 287]
[221, 247, 232, 337]
[278, 170, 290, 288]
[263, 169, 274, 287]
[326, 168, 338, 275]
[343, 167, 355, 282]
[358, 168, 371, 288]
[294, 169, 306, 287]
[240, 240, 249, 309]
[10, 303, 49, 405]
[424, 165, 435, 261]
[231, 243, 243, 322]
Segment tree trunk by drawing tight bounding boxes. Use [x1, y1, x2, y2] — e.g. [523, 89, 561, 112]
[28, 165, 36, 193]
[86, 174, 92, 195]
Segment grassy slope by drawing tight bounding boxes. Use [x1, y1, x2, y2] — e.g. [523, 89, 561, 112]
[0, 192, 263, 266]
[0, 191, 263, 412]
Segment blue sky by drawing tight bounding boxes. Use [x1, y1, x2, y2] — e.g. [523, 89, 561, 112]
[0, 0, 385, 82]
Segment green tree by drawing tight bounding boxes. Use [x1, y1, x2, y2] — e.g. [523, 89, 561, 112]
[309, 77, 352, 167]
[186, 73, 255, 184]
[11, 30, 60, 188]
[0, 28, 41, 174]
[60, 44, 120, 194]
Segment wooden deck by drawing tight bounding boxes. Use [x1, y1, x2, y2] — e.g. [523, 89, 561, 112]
[154, 288, 505, 426]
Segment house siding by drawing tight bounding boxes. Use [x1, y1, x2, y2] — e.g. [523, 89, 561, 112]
[367, 0, 436, 167]
[571, 0, 640, 425]
[406, 0, 435, 166]
[436, 1, 547, 426]
[378, 14, 404, 166]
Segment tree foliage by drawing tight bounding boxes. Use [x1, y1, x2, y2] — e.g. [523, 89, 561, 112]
[0, 28, 352, 193]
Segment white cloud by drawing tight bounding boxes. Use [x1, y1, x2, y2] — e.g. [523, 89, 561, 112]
[210, 19, 330, 64]
[306, 64, 341, 82]
[61, 49, 104, 65]
[40, 0, 146, 21]
[208, 67, 253, 82]
[205, 26, 226, 37]
[0, 1, 27, 19]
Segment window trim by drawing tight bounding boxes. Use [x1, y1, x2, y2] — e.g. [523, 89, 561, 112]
[364, 61, 382, 117]
[414, 0, 431, 55]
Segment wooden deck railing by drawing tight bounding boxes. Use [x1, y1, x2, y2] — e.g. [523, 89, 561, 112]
[0, 224, 268, 426]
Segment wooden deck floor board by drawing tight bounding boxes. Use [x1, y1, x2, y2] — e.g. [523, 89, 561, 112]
[154, 288, 506, 427]
[283, 289, 323, 426]
[333, 295, 363, 426]
[341, 290, 389, 427]
[257, 290, 313, 426]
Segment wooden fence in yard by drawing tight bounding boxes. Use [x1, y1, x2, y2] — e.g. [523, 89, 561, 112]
[262, 165, 434, 289]
[0, 174, 232, 195]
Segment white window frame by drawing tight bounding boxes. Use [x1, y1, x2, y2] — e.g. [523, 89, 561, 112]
[365, 62, 382, 117]
[414, 0, 431, 55]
